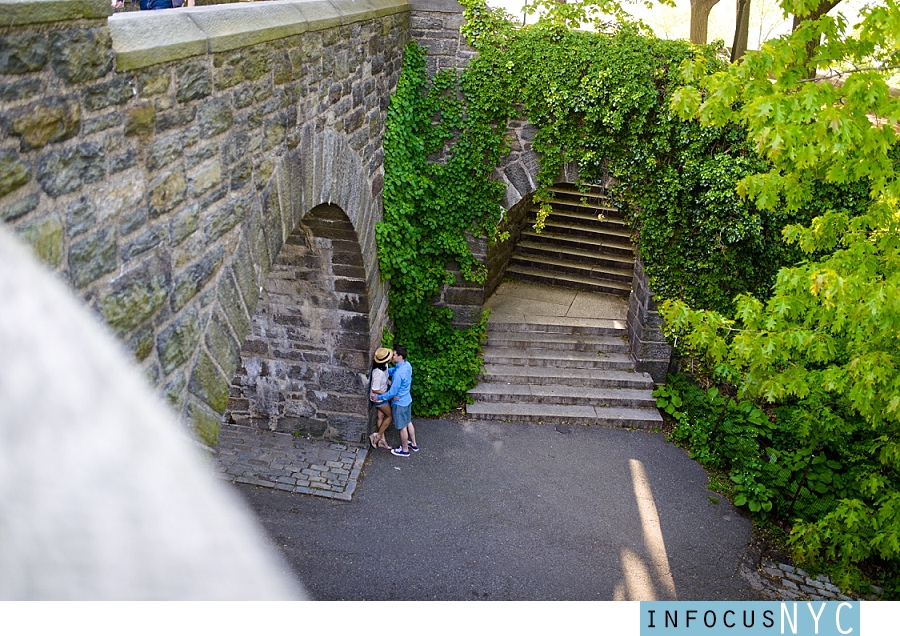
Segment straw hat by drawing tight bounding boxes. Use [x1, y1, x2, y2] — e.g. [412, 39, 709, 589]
[374, 347, 392, 364]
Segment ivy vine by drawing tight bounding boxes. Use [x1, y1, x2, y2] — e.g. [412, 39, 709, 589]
[376, 42, 506, 416]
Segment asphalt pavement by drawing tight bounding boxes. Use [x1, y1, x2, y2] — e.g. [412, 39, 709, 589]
[233, 417, 762, 601]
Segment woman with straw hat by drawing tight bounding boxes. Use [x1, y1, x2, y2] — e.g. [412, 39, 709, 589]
[368, 347, 394, 449]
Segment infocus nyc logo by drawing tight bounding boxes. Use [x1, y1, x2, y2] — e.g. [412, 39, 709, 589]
[640, 602, 860, 635]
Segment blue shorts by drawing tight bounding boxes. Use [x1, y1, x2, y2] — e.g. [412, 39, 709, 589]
[392, 403, 412, 429]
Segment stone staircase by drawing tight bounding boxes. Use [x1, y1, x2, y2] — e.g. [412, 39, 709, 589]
[465, 183, 662, 429]
[505, 184, 634, 297]
[466, 317, 662, 428]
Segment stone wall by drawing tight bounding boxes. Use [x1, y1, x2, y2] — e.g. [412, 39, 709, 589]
[484, 192, 530, 299]
[408, 0, 473, 74]
[0, 0, 415, 446]
[627, 253, 673, 383]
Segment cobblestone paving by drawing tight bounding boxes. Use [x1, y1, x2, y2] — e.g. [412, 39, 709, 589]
[214, 425, 368, 501]
[752, 560, 882, 602]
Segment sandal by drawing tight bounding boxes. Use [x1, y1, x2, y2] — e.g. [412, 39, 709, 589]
[369, 433, 380, 449]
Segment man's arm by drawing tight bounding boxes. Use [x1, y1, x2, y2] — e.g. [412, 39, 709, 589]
[378, 369, 401, 402]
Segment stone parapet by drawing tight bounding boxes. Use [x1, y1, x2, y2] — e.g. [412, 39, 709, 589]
[0, 0, 111, 26]
[432, 231, 487, 330]
[108, 0, 411, 71]
[408, 0, 473, 74]
[627, 252, 672, 383]
[485, 191, 530, 298]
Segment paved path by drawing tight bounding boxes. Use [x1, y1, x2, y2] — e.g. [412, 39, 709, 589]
[228, 418, 763, 601]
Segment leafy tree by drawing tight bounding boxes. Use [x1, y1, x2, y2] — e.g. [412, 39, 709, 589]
[668, 0, 900, 584]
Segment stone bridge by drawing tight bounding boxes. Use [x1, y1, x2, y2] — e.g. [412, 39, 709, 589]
[1, 0, 666, 448]
[0, 0, 481, 447]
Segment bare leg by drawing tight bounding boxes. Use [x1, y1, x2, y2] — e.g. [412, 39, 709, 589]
[376, 404, 393, 448]
[407, 421, 417, 448]
[369, 409, 385, 448]
[399, 426, 409, 452]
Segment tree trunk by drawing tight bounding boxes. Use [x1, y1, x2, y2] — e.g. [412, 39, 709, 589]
[690, 0, 723, 45]
[791, 0, 840, 31]
[731, 0, 751, 62]
[792, 1, 841, 78]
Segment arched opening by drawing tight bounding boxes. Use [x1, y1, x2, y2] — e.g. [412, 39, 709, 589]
[225, 203, 370, 445]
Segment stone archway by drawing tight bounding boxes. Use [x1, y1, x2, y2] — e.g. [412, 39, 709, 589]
[225, 204, 371, 445]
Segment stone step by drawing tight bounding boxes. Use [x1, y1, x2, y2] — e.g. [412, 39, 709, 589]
[468, 383, 658, 408]
[488, 317, 628, 336]
[515, 240, 635, 271]
[535, 218, 633, 243]
[537, 198, 622, 217]
[482, 347, 635, 369]
[529, 206, 628, 227]
[505, 265, 632, 296]
[545, 186, 616, 206]
[525, 210, 631, 235]
[464, 402, 663, 429]
[480, 364, 654, 389]
[485, 331, 630, 353]
[518, 230, 634, 260]
[547, 184, 607, 197]
[508, 253, 634, 285]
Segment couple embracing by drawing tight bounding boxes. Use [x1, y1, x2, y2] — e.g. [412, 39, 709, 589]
[369, 345, 419, 457]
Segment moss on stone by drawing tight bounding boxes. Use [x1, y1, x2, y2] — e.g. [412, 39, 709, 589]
[16, 213, 63, 267]
[189, 349, 229, 414]
[125, 102, 155, 137]
[10, 98, 80, 150]
[190, 402, 220, 447]
[100, 274, 167, 335]
[0, 150, 30, 197]
[138, 68, 170, 97]
[165, 372, 186, 409]
[157, 309, 201, 374]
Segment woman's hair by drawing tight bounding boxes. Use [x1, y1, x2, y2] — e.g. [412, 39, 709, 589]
[371, 359, 387, 371]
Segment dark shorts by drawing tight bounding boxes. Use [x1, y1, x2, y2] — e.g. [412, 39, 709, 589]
[392, 403, 412, 429]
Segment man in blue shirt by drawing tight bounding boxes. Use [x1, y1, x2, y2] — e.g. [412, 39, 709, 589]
[372, 345, 418, 457]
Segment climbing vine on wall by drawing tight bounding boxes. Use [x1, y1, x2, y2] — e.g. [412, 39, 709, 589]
[381, 3, 847, 414]
[376, 42, 507, 416]
[383, 2, 870, 382]
[461, 0, 869, 315]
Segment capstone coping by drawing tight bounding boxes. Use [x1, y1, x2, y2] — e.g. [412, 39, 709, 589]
[107, 0, 411, 72]
[185, 3, 307, 53]
[407, 0, 463, 12]
[329, 0, 400, 23]
[0, 0, 111, 26]
[110, 11, 207, 71]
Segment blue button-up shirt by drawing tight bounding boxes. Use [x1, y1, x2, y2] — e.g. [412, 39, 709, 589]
[380, 360, 412, 407]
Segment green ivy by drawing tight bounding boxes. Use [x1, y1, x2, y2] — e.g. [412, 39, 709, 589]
[377, 43, 505, 416]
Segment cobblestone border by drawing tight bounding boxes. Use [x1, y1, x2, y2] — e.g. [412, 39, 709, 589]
[740, 541, 883, 601]
[215, 424, 368, 501]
